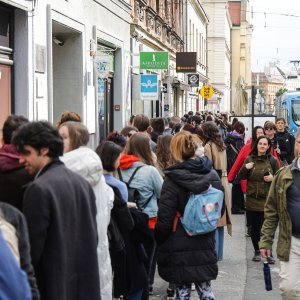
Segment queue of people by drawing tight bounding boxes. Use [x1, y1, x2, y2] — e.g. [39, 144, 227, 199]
[0, 110, 299, 300]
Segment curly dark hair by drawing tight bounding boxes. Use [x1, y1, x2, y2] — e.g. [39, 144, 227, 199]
[2, 115, 28, 144]
[200, 121, 226, 151]
[12, 121, 63, 158]
[106, 131, 127, 148]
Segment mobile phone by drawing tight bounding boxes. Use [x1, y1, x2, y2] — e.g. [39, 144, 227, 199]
[264, 171, 270, 176]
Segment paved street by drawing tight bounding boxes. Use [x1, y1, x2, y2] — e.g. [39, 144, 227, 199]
[151, 215, 281, 300]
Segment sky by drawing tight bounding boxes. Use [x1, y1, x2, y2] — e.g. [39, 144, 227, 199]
[251, 0, 300, 72]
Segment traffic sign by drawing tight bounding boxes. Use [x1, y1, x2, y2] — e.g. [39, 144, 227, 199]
[200, 85, 214, 98]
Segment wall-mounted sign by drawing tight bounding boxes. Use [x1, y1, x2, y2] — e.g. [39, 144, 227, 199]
[187, 74, 200, 87]
[140, 74, 158, 100]
[162, 83, 168, 93]
[114, 105, 121, 111]
[199, 85, 214, 98]
[140, 52, 169, 70]
[176, 52, 197, 73]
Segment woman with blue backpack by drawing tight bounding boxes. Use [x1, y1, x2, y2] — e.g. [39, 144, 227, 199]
[155, 131, 224, 300]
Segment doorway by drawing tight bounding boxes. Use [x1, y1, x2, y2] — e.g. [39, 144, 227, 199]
[98, 77, 114, 142]
[52, 21, 83, 123]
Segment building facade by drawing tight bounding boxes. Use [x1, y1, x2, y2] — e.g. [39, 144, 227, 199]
[252, 72, 284, 114]
[0, 0, 132, 145]
[202, 0, 232, 112]
[130, 0, 185, 118]
[183, 0, 209, 113]
[229, 0, 252, 114]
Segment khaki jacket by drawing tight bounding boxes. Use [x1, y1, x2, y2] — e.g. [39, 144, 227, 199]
[259, 159, 299, 261]
[239, 155, 279, 211]
[204, 142, 232, 235]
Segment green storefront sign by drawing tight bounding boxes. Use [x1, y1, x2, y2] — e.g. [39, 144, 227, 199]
[140, 52, 169, 70]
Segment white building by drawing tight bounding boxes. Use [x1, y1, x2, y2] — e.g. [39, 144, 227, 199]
[0, 0, 131, 145]
[202, 0, 232, 112]
[184, 0, 209, 113]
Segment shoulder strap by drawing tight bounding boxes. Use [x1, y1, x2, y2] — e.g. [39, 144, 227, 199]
[269, 156, 277, 174]
[127, 165, 144, 186]
[117, 165, 144, 185]
[230, 143, 239, 155]
[208, 143, 214, 166]
[117, 168, 123, 181]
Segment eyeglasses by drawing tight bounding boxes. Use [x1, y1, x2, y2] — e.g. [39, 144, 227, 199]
[265, 128, 274, 131]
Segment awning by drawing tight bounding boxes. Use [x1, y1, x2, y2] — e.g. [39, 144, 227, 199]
[172, 79, 190, 91]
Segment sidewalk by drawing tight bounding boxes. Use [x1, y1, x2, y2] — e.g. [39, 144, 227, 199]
[151, 214, 281, 299]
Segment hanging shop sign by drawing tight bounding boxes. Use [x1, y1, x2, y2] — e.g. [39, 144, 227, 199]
[187, 74, 200, 87]
[140, 74, 158, 100]
[140, 52, 169, 70]
[176, 52, 197, 73]
[199, 85, 214, 98]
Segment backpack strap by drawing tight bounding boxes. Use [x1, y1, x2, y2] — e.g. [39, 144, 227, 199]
[268, 156, 277, 174]
[117, 165, 144, 185]
[230, 143, 239, 155]
[118, 166, 154, 211]
[127, 165, 144, 186]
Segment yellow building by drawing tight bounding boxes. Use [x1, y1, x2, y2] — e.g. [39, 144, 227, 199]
[229, 0, 252, 114]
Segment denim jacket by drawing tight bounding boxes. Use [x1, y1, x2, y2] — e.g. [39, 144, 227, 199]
[120, 162, 163, 218]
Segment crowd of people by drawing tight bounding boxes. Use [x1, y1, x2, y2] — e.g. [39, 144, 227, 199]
[0, 110, 299, 300]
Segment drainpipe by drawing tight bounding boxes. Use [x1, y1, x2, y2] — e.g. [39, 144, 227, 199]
[46, 4, 53, 123]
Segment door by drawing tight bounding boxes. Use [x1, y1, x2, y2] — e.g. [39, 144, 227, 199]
[98, 77, 114, 142]
[0, 65, 11, 141]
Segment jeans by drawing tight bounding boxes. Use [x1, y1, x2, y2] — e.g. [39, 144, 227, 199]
[126, 289, 143, 300]
[175, 281, 215, 300]
[215, 227, 224, 260]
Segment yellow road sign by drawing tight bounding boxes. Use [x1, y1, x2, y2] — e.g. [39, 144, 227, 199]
[200, 85, 214, 98]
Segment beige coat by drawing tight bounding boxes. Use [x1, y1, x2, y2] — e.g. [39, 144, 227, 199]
[0, 216, 20, 264]
[204, 142, 232, 235]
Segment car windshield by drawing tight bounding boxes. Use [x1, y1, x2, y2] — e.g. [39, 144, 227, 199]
[291, 100, 300, 126]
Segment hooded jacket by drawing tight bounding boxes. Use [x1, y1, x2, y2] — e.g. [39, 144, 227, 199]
[119, 154, 163, 218]
[0, 144, 33, 210]
[155, 157, 223, 284]
[60, 147, 114, 300]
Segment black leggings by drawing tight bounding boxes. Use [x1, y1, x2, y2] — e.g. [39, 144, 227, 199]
[246, 210, 264, 251]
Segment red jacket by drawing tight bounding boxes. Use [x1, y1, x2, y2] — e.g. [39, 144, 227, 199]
[228, 138, 282, 193]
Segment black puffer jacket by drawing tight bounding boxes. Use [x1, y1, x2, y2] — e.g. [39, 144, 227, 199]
[155, 156, 223, 284]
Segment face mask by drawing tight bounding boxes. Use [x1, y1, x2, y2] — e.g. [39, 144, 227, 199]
[195, 145, 204, 157]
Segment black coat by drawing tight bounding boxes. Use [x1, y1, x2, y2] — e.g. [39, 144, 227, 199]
[224, 133, 245, 184]
[23, 160, 100, 300]
[155, 157, 223, 284]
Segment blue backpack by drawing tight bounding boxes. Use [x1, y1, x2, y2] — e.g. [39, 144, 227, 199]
[181, 187, 224, 236]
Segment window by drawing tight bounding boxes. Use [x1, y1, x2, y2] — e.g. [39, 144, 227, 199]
[0, 8, 11, 48]
[291, 100, 300, 125]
